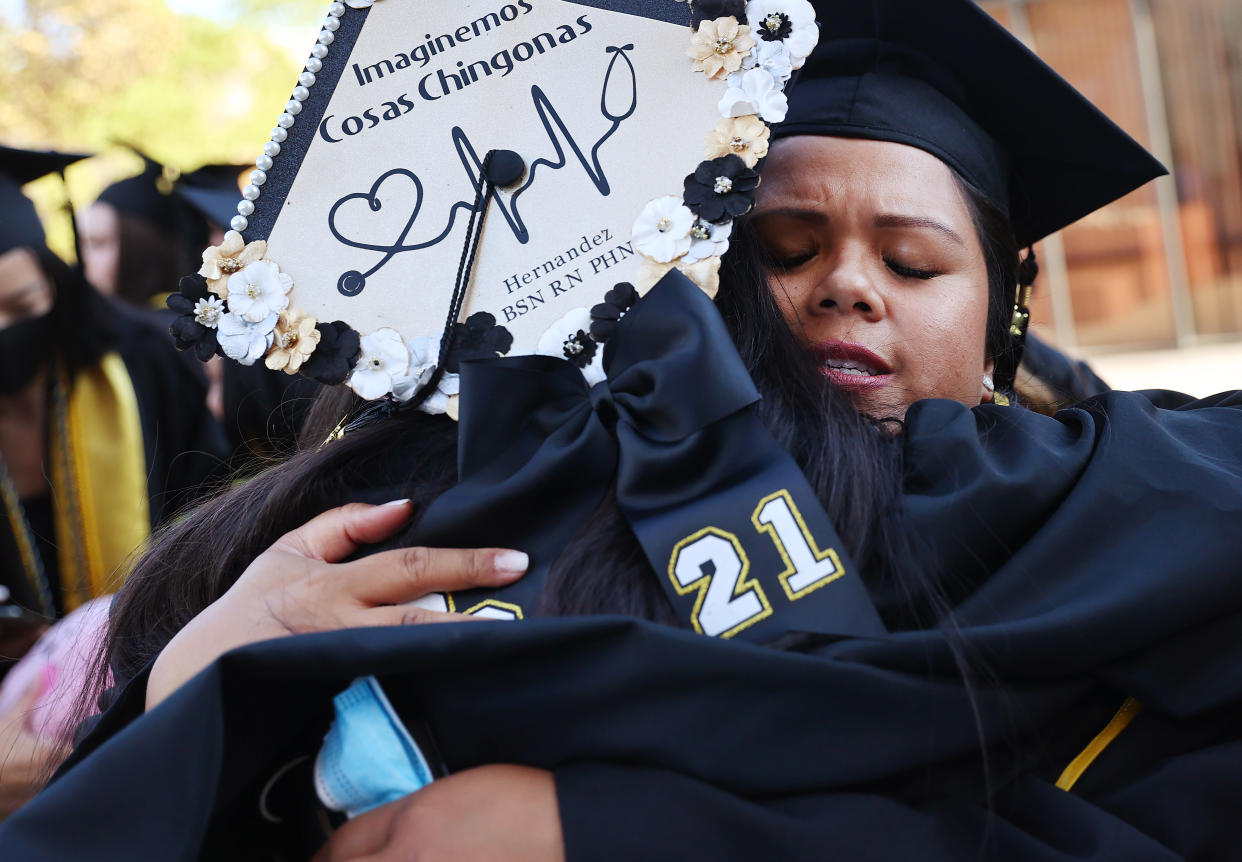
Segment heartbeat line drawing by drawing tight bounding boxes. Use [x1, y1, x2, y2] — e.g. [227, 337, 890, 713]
[328, 44, 638, 297]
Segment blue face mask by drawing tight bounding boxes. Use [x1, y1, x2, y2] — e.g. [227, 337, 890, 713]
[314, 676, 435, 819]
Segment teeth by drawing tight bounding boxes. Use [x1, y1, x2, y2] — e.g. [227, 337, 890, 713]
[825, 359, 879, 376]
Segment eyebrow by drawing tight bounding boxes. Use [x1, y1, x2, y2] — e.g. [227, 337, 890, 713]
[874, 214, 966, 246]
[747, 206, 829, 225]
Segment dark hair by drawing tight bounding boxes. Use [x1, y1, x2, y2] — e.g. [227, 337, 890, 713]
[112, 210, 192, 308]
[951, 173, 1026, 393]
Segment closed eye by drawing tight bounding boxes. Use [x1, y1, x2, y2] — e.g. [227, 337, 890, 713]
[767, 250, 816, 271]
[884, 257, 942, 280]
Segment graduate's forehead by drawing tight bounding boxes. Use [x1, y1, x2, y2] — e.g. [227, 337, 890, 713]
[754, 136, 969, 226]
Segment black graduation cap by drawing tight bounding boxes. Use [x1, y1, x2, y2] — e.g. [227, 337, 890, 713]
[97, 150, 184, 228]
[176, 163, 248, 231]
[0, 144, 89, 256]
[775, 0, 1167, 247]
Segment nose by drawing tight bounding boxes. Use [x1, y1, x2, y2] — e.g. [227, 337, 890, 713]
[807, 244, 886, 323]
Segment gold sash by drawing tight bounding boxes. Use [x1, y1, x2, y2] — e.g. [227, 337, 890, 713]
[49, 353, 150, 611]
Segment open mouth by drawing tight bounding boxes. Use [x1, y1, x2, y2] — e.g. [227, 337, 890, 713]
[810, 341, 893, 391]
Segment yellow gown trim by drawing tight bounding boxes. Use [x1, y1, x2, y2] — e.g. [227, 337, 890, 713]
[1055, 697, 1142, 792]
[49, 353, 150, 611]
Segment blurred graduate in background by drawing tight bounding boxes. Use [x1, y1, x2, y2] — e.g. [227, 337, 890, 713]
[0, 144, 227, 814]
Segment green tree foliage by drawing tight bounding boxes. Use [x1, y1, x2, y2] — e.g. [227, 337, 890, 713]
[0, 0, 325, 254]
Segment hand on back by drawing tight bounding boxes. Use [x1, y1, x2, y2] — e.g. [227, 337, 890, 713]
[146, 500, 528, 710]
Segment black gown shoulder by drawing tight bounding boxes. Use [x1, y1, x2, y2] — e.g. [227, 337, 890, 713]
[3, 391, 1240, 860]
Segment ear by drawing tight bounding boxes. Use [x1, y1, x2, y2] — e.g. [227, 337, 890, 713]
[980, 356, 996, 404]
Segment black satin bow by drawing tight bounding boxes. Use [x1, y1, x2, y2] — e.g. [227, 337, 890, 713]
[414, 270, 885, 642]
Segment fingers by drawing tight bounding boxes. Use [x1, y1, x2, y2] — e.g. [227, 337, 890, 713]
[349, 547, 529, 605]
[273, 500, 414, 563]
[312, 796, 406, 862]
[364, 605, 482, 627]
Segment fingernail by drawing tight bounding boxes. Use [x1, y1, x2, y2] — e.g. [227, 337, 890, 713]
[493, 550, 529, 577]
[382, 499, 412, 509]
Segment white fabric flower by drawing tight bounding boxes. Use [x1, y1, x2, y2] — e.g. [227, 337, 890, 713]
[391, 334, 460, 415]
[746, 0, 818, 67]
[192, 295, 225, 328]
[537, 308, 605, 386]
[754, 38, 794, 83]
[632, 196, 696, 263]
[719, 67, 789, 123]
[684, 220, 733, 264]
[217, 310, 278, 366]
[225, 260, 294, 323]
[345, 0, 381, 8]
[349, 328, 410, 401]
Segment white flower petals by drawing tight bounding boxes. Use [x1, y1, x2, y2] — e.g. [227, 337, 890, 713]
[632, 196, 696, 263]
[349, 328, 410, 401]
[746, 0, 818, 68]
[218, 310, 278, 366]
[192, 296, 225, 328]
[225, 260, 294, 323]
[391, 334, 460, 415]
[719, 67, 789, 123]
[683, 220, 733, 264]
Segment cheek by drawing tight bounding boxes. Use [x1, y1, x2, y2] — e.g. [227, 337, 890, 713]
[765, 272, 812, 332]
[898, 280, 990, 403]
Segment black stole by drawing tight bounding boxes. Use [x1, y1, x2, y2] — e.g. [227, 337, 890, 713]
[414, 271, 884, 642]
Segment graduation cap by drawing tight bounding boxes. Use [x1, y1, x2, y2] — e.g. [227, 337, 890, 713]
[97, 150, 185, 229]
[173, 0, 820, 407]
[775, 0, 1166, 248]
[176, 163, 249, 231]
[0, 144, 90, 257]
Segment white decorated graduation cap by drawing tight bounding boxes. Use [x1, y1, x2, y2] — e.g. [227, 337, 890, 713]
[171, 0, 819, 410]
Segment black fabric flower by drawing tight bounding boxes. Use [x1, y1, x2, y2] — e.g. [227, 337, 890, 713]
[756, 10, 793, 40]
[166, 274, 220, 362]
[589, 282, 639, 343]
[300, 321, 362, 386]
[691, 0, 747, 28]
[445, 312, 514, 373]
[682, 155, 760, 224]
[559, 329, 598, 369]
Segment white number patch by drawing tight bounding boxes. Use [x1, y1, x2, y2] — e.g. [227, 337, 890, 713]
[668, 528, 772, 638]
[753, 490, 845, 600]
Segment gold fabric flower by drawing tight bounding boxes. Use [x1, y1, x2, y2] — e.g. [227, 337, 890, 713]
[265, 308, 321, 374]
[687, 17, 756, 80]
[198, 230, 268, 298]
[705, 115, 771, 168]
[634, 255, 722, 300]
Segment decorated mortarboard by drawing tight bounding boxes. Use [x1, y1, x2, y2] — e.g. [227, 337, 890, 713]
[97, 149, 185, 229]
[171, 0, 821, 409]
[777, 0, 1166, 248]
[176, 164, 250, 231]
[0, 145, 90, 257]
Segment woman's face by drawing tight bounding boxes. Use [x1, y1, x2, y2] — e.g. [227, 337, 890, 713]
[0, 247, 55, 329]
[78, 201, 121, 296]
[751, 136, 994, 420]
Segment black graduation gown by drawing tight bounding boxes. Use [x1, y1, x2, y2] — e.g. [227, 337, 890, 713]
[0, 306, 227, 614]
[2, 389, 1240, 860]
